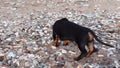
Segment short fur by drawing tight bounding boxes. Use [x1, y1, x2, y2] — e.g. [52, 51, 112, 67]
[52, 18, 114, 61]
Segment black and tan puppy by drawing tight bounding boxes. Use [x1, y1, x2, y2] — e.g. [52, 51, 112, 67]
[52, 18, 114, 61]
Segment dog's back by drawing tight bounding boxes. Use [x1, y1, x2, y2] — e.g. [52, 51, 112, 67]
[53, 18, 90, 41]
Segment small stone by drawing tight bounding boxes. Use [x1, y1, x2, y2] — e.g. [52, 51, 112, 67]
[61, 49, 67, 54]
[0, 53, 4, 61]
[25, 61, 30, 67]
[38, 63, 46, 68]
[37, 0, 40, 3]
[6, 52, 16, 59]
[36, 51, 47, 56]
[84, 65, 90, 68]
[55, 52, 62, 56]
[57, 61, 65, 67]
[64, 62, 73, 68]
[12, 45, 23, 49]
[6, 38, 12, 41]
[97, 54, 104, 57]
[0, 65, 8, 68]
[15, 32, 19, 37]
[51, 46, 57, 49]
[0, 61, 2, 65]
[28, 54, 35, 58]
[0, 38, 2, 43]
[69, 51, 76, 54]
[77, 65, 82, 68]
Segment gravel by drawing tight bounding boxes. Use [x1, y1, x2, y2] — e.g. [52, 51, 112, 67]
[0, 0, 120, 68]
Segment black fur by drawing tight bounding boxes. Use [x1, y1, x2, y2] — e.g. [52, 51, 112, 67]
[52, 18, 114, 61]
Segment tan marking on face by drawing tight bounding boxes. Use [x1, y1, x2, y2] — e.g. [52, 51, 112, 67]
[63, 40, 70, 45]
[86, 41, 94, 57]
[53, 35, 59, 47]
[88, 32, 94, 41]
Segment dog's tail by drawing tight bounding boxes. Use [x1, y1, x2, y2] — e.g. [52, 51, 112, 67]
[90, 30, 114, 47]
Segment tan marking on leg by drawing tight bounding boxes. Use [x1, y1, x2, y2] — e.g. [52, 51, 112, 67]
[88, 32, 94, 41]
[63, 40, 70, 45]
[53, 35, 59, 47]
[86, 41, 94, 57]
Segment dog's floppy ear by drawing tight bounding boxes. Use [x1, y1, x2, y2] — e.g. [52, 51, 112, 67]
[61, 18, 68, 21]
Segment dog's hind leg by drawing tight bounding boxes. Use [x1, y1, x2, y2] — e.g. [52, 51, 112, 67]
[86, 32, 99, 57]
[86, 41, 99, 57]
[86, 41, 94, 57]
